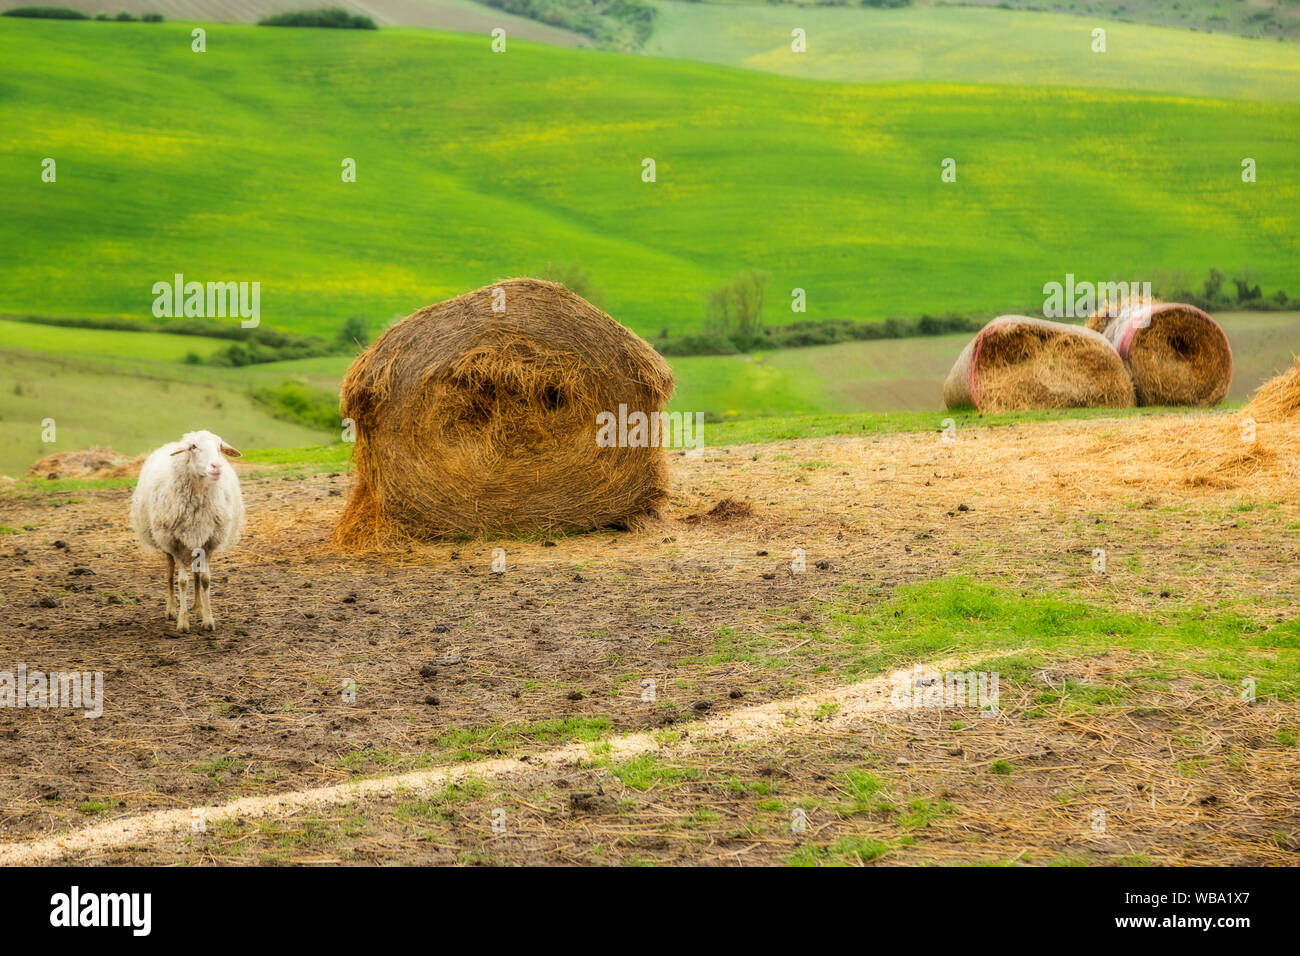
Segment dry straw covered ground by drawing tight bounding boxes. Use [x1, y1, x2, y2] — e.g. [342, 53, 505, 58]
[0, 399, 1297, 865]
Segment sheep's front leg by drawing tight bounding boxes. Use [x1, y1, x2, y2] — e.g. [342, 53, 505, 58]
[165, 553, 177, 621]
[198, 570, 215, 631]
[175, 565, 190, 633]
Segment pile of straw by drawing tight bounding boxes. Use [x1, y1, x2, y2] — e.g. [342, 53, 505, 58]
[333, 279, 675, 548]
[1090, 355, 1300, 490]
[1087, 301, 1232, 406]
[943, 315, 1134, 412]
[1243, 353, 1300, 421]
[27, 447, 145, 480]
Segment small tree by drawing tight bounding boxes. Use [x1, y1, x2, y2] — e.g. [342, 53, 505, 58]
[705, 270, 767, 337]
[337, 315, 369, 349]
[541, 262, 604, 307]
[1203, 268, 1226, 301]
[1232, 277, 1261, 304]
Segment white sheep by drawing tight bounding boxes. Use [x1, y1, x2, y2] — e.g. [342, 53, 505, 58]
[130, 430, 245, 633]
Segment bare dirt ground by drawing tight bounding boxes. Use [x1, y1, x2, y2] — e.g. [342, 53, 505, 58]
[1, 412, 1297, 864]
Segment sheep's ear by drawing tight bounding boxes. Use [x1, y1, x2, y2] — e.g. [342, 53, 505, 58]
[220, 444, 242, 459]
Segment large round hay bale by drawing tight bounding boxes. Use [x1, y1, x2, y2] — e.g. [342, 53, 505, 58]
[1085, 301, 1231, 406]
[943, 315, 1134, 412]
[333, 278, 675, 547]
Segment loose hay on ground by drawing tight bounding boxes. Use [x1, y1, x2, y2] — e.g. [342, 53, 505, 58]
[26, 447, 145, 480]
[1084, 354, 1300, 492]
[681, 497, 755, 524]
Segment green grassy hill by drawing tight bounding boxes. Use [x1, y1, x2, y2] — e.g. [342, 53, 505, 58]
[646, 3, 1300, 98]
[953, 0, 1299, 41]
[1, 19, 1296, 340]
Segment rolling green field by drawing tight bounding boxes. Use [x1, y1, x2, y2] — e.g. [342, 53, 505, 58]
[0, 351, 330, 475]
[0, 318, 229, 362]
[646, 3, 1300, 99]
[1, 15, 1297, 473]
[952, 0, 1299, 41]
[1, 19, 1296, 340]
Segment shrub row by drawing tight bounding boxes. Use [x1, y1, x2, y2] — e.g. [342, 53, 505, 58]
[3, 7, 163, 19]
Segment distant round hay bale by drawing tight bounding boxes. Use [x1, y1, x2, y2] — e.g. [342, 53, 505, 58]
[1085, 301, 1231, 407]
[333, 278, 675, 548]
[943, 315, 1134, 412]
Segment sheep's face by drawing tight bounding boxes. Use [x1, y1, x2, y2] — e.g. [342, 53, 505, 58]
[170, 430, 242, 482]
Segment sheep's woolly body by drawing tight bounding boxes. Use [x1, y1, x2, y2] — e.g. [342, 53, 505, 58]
[131, 437, 244, 560]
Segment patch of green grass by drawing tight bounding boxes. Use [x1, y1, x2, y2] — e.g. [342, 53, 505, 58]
[260, 813, 369, 849]
[430, 716, 614, 762]
[78, 798, 119, 815]
[251, 381, 342, 431]
[240, 442, 351, 467]
[604, 753, 699, 790]
[814, 701, 842, 721]
[702, 405, 1207, 447]
[337, 749, 412, 772]
[396, 779, 488, 825]
[1030, 678, 1135, 716]
[681, 807, 721, 828]
[840, 769, 884, 814]
[894, 798, 957, 829]
[192, 756, 244, 781]
[825, 576, 1300, 700]
[788, 834, 893, 866]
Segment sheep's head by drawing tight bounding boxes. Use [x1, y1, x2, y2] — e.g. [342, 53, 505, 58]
[170, 430, 241, 482]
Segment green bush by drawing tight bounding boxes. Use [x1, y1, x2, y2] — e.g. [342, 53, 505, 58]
[1155, 267, 1287, 313]
[541, 262, 605, 308]
[141, 12, 162, 21]
[17, 314, 371, 362]
[251, 382, 340, 431]
[258, 8, 378, 29]
[2, 7, 90, 18]
[336, 315, 369, 349]
[653, 314, 982, 356]
[478, 0, 654, 49]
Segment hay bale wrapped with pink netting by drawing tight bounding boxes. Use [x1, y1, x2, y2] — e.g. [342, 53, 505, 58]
[333, 278, 675, 548]
[1086, 301, 1232, 407]
[943, 315, 1134, 412]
